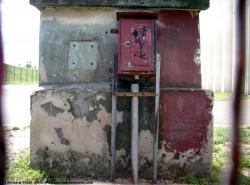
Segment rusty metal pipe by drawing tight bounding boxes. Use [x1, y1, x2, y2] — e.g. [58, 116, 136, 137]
[131, 76, 139, 184]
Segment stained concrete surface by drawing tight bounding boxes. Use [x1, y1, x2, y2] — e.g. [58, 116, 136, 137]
[2, 84, 250, 127]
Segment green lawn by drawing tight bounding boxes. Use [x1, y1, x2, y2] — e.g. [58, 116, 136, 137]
[214, 92, 250, 101]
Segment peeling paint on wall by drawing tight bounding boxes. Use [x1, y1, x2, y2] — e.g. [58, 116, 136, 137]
[138, 130, 153, 165]
[54, 128, 70, 145]
[31, 86, 213, 178]
[41, 101, 64, 117]
[194, 48, 201, 65]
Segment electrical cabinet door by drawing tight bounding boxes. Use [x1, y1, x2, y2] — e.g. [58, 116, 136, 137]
[118, 17, 155, 76]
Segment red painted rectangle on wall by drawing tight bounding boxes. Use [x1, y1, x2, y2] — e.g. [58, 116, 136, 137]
[157, 10, 201, 88]
[160, 90, 213, 155]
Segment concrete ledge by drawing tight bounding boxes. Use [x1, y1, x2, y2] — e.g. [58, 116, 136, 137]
[30, 0, 209, 10]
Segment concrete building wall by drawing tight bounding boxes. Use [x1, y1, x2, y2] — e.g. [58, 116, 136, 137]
[30, 2, 213, 180]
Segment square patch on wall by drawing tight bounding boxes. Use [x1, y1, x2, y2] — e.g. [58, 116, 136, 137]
[68, 41, 98, 71]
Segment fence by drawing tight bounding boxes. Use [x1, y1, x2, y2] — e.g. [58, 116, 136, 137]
[200, 0, 250, 94]
[3, 63, 38, 84]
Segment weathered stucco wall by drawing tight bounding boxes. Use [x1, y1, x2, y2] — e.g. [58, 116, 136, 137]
[31, 84, 154, 178]
[39, 8, 118, 84]
[31, 84, 213, 179]
[31, 4, 213, 180]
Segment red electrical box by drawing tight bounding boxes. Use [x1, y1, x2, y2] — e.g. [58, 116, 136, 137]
[117, 12, 157, 76]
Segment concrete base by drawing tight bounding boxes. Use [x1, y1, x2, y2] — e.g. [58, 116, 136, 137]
[30, 84, 213, 179]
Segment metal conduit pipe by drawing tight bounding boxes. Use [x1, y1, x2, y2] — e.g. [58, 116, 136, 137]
[131, 75, 139, 184]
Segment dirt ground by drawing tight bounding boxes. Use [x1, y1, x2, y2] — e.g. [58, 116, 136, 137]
[4, 126, 30, 160]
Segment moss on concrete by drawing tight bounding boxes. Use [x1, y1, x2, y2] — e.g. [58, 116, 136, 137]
[34, 147, 110, 179]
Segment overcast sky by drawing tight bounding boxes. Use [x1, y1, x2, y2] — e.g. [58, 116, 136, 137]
[2, 0, 40, 67]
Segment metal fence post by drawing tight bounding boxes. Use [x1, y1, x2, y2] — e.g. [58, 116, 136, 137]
[31, 69, 33, 81]
[20, 67, 22, 82]
[14, 66, 15, 81]
[5, 65, 7, 81]
[26, 68, 28, 81]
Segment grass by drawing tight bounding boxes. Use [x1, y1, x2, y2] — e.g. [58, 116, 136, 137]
[6, 152, 47, 183]
[4, 63, 38, 85]
[241, 150, 250, 169]
[5, 152, 68, 183]
[4, 126, 20, 133]
[4, 81, 38, 85]
[240, 127, 250, 144]
[178, 127, 250, 185]
[179, 174, 211, 185]
[214, 92, 250, 101]
[239, 174, 250, 185]
[213, 127, 229, 145]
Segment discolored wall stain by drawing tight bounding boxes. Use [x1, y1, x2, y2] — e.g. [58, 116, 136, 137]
[67, 91, 111, 122]
[41, 101, 64, 117]
[54, 128, 70, 145]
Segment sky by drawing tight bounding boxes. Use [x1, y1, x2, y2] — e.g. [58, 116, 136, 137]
[1, 0, 40, 67]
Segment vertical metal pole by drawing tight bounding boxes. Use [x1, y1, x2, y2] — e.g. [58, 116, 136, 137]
[32, 69, 33, 82]
[131, 75, 139, 184]
[111, 55, 118, 181]
[14, 66, 15, 81]
[20, 67, 22, 82]
[5, 65, 7, 81]
[153, 54, 161, 183]
[26, 68, 28, 81]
